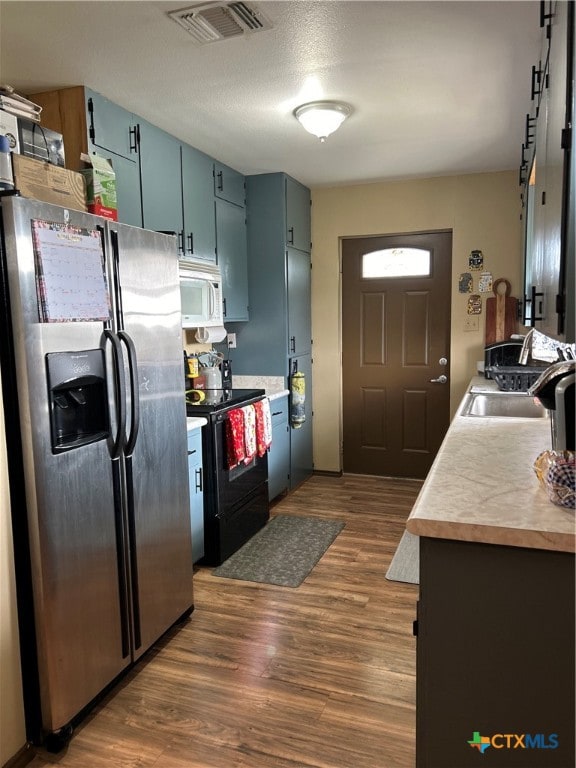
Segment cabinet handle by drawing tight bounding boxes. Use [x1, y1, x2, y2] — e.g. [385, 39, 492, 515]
[539, 0, 553, 28]
[531, 63, 543, 100]
[195, 467, 203, 492]
[187, 232, 194, 254]
[178, 230, 185, 255]
[525, 286, 544, 326]
[525, 114, 536, 148]
[222, 297, 227, 317]
[288, 226, 294, 245]
[88, 98, 95, 142]
[217, 170, 223, 192]
[290, 336, 296, 353]
[129, 125, 139, 154]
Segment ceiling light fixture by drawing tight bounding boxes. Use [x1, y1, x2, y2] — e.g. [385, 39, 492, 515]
[293, 101, 352, 142]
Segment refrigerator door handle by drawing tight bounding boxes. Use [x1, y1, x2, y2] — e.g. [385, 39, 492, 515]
[118, 330, 140, 457]
[111, 459, 132, 659]
[103, 330, 127, 460]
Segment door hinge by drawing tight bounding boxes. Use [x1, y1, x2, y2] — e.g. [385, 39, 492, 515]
[561, 127, 572, 150]
[555, 294, 565, 314]
[412, 619, 419, 637]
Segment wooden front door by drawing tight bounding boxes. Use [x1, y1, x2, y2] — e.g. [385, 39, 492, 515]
[342, 231, 452, 479]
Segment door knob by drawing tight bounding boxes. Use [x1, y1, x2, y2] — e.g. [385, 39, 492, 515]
[430, 375, 448, 384]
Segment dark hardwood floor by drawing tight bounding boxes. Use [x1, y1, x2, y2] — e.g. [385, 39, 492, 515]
[27, 474, 421, 768]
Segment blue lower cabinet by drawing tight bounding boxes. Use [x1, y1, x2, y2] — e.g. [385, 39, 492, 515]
[268, 396, 290, 501]
[187, 428, 204, 563]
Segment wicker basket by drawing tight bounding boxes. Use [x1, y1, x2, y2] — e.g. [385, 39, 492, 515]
[486, 365, 547, 392]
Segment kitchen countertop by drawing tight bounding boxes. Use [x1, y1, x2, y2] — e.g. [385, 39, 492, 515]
[406, 376, 575, 553]
[186, 416, 207, 431]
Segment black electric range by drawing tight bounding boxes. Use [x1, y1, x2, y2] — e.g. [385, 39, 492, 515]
[186, 388, 269, 565]
[186, 388, 266, 416]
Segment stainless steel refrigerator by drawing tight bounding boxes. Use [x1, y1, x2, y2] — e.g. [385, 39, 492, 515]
[0, 196, 194, 750]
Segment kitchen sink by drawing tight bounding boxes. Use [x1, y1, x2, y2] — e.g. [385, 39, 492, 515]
[461, 391, 548, 419]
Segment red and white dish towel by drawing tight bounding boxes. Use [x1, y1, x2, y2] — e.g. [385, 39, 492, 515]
[225, 399, 273, 469]
[254, 398, 272, 457]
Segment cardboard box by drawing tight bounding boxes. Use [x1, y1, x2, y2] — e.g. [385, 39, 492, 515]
[0, 109, 20, 153]
[80, 153, 117, 221]
[11, 153, 86, 212]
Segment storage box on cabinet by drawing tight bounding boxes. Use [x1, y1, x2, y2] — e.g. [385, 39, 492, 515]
[268, 396, 290, 501]
[187, 429, 204, 564]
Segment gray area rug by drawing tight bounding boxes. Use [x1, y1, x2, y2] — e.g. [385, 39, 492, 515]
[212, 515, 345, 588]
[385, 530, 419, 584]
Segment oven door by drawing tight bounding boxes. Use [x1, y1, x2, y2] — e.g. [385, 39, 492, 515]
[212, 411, 268, 511]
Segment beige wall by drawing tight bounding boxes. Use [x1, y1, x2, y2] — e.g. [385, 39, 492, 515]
[0, 367, 27, 764]
[311, 171, 523, 473]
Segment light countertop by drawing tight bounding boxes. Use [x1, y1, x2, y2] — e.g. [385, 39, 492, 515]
[186, 416, 207, 432]
[406, 376, 575, 553]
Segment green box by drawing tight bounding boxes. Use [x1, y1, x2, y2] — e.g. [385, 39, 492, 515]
[80, 153, 117, 220]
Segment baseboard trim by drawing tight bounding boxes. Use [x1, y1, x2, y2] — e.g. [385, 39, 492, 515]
[313, 469, 343, 478]
[2, 743, 35, 768]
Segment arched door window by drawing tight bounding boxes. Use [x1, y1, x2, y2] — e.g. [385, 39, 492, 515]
[362, 247, 431, 278]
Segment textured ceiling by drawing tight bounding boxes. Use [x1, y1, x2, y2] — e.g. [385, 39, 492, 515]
[0, 1, 542, 188]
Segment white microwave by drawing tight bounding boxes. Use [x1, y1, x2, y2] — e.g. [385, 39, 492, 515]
[179, 261, 224, 328]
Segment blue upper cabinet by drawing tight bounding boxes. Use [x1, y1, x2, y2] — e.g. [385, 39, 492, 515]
[139, 119, 184, 248]
[215, 198, 249, 322]
[181, 145, 216, 263]
[231, 172, 311, 375]
[287, 246, 312, 357]
[214, 161, 246, 207]
[84, 88, 143, 227]
[85, 88, 139, 162]
[285, 175, 311, 253]
[110, 154, 143, 227]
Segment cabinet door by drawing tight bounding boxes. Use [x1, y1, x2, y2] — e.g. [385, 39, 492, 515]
[187, 430, 204, 564]
[287, 246, 311, 356]
[214, 161, 245, 207]
[86, 89, 139, 161]
[181, 145, 216, 262]
[288, 354, 313, 490]
[215, 198, 249, 322]
[285, 176, 311, 253]
[540, 0, 570, 336]
[108, 151, 143, 227]
[268, 397, 290, 501]
[139, 120, 184, 246]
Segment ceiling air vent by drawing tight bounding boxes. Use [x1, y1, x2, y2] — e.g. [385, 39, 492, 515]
[169, 2, 273, 44]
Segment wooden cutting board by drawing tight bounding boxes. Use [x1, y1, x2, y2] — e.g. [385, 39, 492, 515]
[485, 278, 518, 344]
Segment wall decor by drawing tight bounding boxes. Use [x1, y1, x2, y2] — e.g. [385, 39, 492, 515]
[468, 249, 484, 270]
[458, 272, 473, 293]
[478, 271, 493, 293]
[467, 294, 482, 315]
